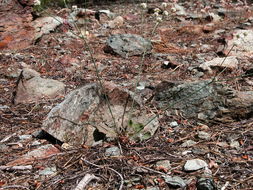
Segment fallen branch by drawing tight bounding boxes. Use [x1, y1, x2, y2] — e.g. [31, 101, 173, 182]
[0, 133, 17, 143]
[1, 185, 29, 190]
[139, 165, 167, 175]
[221, 181, 229, 190]
[74, 173, 99, 190]
[0, 165, 32, 171]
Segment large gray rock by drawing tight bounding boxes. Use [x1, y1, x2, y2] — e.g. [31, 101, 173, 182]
[155, 80, 253, 122]
[105, 34, 152, 57]
[42, 83, 159, 146]
[42, 83, 100, 146]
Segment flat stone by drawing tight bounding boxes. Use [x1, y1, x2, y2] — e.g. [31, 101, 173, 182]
[230, 140, 240, 149]
[105, 146, 121, 157]
[0, 105, 9, 111]
[7, 144, 60, 166]
[199, 56, 238, 73]
[38, 166, 57, 176]
[181, 140, 197, 147]
[32, 16, 63, 41]
[156, 160, 171, 171]
[155, 80, 253, 122]
[107, 16, 124, 28]
[170, 121, 178, 127]
[105, 34, 152, 57]
[18, 135, 33, 141]
[184, 159, 208, 171]
[198, 131, 211, 140]
[163, 175, 186, 188]
[14, 77, 65, 104]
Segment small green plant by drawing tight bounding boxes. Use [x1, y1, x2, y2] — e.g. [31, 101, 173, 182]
[128, 119, 144, 134]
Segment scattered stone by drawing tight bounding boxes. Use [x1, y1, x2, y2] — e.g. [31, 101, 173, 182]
[97, 9, 116, 19]
[136, 82, 146, 90]
[156, 160, 171, 171]
[170, 121, 179, 127]
[161, 56, 179, 69]
[197, 131, 211, 140]
[173, 4, 187, 16]
[227, 29, 253, 57]
[38, 166, 57, 176]
[199, 56, 239, 73]
[230, 140, 240, 149]
[184, 159, 208, 171]
[105, 146, 121, 157]
[0, 143, 9, 152]
[14, 77, 65, 104]
[0, 105, 9, 111]
[32, 16, 63, 41]
[5, 66, 22, 78]
[182, 150, 192, 155]
[155, 80, 253, 122]
[163, 175, 186, 188]
[4, 64, 40, 79]
[192, 148, 207, 156]
[204, 167, 213, 177]
[197, 123, 210, 130]
[105, 34, 152, 57]
[194, 71, 205, 78]
[69, 8, 96, 25]
[18, 135, 33, 141]
[181, 140, 197, 147]
[196, 178, 217, 190]
[7, 144, 60, 166]
[215, 141, 229, 147]
[31, 140, 41, 146]
[61, 143, 73, 150]
[207, 13, 222, 22]
[108, 16, 124, 29]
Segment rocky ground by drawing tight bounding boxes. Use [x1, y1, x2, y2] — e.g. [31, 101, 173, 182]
[0, 0, 253, 189]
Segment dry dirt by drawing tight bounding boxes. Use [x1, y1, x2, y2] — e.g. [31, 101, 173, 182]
[0, 0, 253, 189]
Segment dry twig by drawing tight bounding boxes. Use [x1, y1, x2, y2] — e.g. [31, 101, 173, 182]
[74, 173, 100, 190]
[82, 158, 124, 190]
[0, 165, 32, 171]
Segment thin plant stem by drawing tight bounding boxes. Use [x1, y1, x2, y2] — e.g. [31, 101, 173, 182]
[62, 0, 118, 132]
[151, 22, 160, 37]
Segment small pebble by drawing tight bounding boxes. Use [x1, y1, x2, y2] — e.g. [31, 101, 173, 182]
[184, 159, 208, 171]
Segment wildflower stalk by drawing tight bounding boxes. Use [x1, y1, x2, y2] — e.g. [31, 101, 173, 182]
[63, 0, 118, 133]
